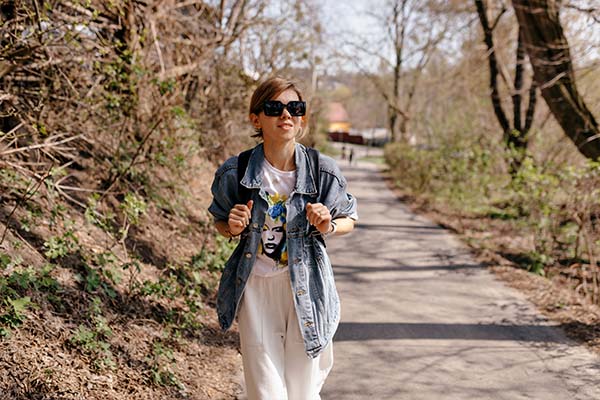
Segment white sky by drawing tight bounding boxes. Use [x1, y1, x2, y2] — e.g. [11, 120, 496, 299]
[319, 0, 600, 72]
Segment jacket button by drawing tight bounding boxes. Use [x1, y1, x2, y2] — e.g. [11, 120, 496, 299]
[252, 222, 259, 229]
[245, 252, 252, 259]
[304, 321, 313, 327]
[296, 289, 306, 296]
[236, 277, 242, 286]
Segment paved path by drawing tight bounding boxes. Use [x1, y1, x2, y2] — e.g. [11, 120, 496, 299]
[321, 159, 600, 400]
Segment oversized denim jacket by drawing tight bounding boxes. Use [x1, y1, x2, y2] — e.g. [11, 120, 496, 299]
[208, 143, 358, 358]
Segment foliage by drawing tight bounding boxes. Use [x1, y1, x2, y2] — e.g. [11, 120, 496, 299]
[134, 235, 236, 334]
[44, 230, 80, 260]
[0, 254, 58, 336]
[146, 338, 184, 390]
[69, 297, 116, 370]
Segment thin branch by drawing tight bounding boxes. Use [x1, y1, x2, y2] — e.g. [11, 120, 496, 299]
[513, 28, 525, 132]
[475, 0, 510, 133]
[0, 167, 53, 246]
[150, 18, 166, 75]
[0, 134, 84, 157]
[99, 118, 163, 201]
[524, 83, 537, 133]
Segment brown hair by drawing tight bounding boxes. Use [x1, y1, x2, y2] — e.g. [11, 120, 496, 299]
[249, 77, 307, 138]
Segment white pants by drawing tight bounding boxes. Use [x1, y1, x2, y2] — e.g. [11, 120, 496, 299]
[238, 271, 334, 400]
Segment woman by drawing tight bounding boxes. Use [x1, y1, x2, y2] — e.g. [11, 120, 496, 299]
[208, 77, 358, 399]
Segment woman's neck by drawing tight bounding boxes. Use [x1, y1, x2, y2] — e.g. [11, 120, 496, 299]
[263, 140, 296, 171]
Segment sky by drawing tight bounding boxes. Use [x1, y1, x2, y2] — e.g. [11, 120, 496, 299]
[319, 0, 600, 72]
[319, 0, 387, 72]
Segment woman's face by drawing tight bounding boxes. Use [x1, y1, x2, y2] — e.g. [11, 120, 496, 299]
[262, 215, 285, 256]
[250, 89, 304, 145]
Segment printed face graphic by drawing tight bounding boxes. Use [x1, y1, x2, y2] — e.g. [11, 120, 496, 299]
[261, 192, 288, 264]
[262, 215, 284, 256]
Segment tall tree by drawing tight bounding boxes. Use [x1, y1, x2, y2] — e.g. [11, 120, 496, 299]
[512, 0, 600, 160]
[343, 0, 450, 143]
[474, 0, 538, 174]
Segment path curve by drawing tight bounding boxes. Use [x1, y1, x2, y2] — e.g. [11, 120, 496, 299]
[322, 159, 600, 400]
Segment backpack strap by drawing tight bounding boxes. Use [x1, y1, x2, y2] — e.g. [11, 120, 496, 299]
[237, 149, 253, 205]
[306, 147, 320, 201]
[238, 146, 320, 203]
[306, 147, 328, 246]
[238, 146, 324, 243]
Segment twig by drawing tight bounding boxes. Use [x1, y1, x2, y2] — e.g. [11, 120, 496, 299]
[99, 117, 163, 201]
[150, 18, 166, 75]
[0, 134, 83, 157]
[0, 166, 53, 246]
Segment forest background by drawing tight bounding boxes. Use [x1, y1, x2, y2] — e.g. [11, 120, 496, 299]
[1, 0, 600, 399]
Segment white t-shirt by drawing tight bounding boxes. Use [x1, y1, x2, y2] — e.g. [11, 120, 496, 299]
[252, 159, 296, 277]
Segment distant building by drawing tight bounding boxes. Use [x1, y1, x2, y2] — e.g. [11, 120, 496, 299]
[353, 128, 390, 147]
[327, 102, 351, 142]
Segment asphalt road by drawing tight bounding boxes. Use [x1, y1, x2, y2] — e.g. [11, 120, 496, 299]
[321, 157, 600, 400]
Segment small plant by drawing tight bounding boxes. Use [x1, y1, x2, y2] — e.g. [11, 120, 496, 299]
[119, 192, 147, 242]
[146, 338, 184, 390]
[69, 297, 116, 370]
[192, 235, 237, 276]
[526, 251, 550, 276]
[0, 253, 12, 270]
[75, 263, 118, 298]
[0, 255, 58, 336]
[0, 296, 33, 337]
[44, 230, 79, 259]
[84, 193, 115, 233]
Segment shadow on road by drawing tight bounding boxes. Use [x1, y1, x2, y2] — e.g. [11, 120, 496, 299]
[355, 223, 445, 232]
[334, 263, 485, 275]
[334, 322, 569, 343]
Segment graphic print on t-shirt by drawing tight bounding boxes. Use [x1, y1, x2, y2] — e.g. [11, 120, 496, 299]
[261, 192, 288, 267]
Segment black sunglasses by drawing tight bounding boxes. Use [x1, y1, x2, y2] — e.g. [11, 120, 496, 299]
[262, 100, 306, 117]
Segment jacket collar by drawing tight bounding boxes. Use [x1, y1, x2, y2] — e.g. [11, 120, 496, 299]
[240, 142, 318, 196]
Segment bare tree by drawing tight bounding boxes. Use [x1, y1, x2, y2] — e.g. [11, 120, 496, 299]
[512, 0, 600, 160]
[342, 0, 451, 143]
[475, 0, 538, 173]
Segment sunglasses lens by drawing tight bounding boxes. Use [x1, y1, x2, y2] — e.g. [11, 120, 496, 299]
[263, 101, 284, 116]
[287, 101, 306, 116]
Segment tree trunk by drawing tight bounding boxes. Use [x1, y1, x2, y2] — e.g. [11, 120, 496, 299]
[475, 0, 537, 175]
[389, 106, 398, 143]
[512, 0, 600, 160]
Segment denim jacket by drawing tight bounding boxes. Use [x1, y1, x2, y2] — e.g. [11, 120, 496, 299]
[208, 143, 358, 358]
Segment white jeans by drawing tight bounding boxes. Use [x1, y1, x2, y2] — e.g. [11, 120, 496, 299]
[238, 271, 334, 400]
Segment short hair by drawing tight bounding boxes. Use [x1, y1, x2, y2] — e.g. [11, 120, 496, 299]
[249, 77, 307, 138]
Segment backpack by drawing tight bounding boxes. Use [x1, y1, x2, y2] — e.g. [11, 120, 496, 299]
[236, 147, 323, 242]
[236, 147, 320, 204]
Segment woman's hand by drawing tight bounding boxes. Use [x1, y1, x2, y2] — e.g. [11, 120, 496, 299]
[228, 200, 253, 236]
[306, 202, 332, 235]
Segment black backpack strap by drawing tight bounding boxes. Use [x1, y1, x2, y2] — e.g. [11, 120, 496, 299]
[237, 149, 253, 204]
[239, 146, 320, 202]
[306, 147, 320, 201]
[306, 147, 328, 246]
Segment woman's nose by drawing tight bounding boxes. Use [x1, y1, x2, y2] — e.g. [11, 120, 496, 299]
[280, 108, 292, 119]
[268, 234, 274, 240]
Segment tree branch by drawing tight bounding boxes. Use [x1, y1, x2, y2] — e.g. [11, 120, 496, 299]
[475, 0, 511, 134]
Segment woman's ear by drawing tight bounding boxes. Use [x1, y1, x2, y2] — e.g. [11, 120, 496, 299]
[249, 113, 261, 129]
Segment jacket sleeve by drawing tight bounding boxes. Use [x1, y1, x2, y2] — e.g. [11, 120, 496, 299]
[208, 156, 239, 222]
[319, 160, 358, 221]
